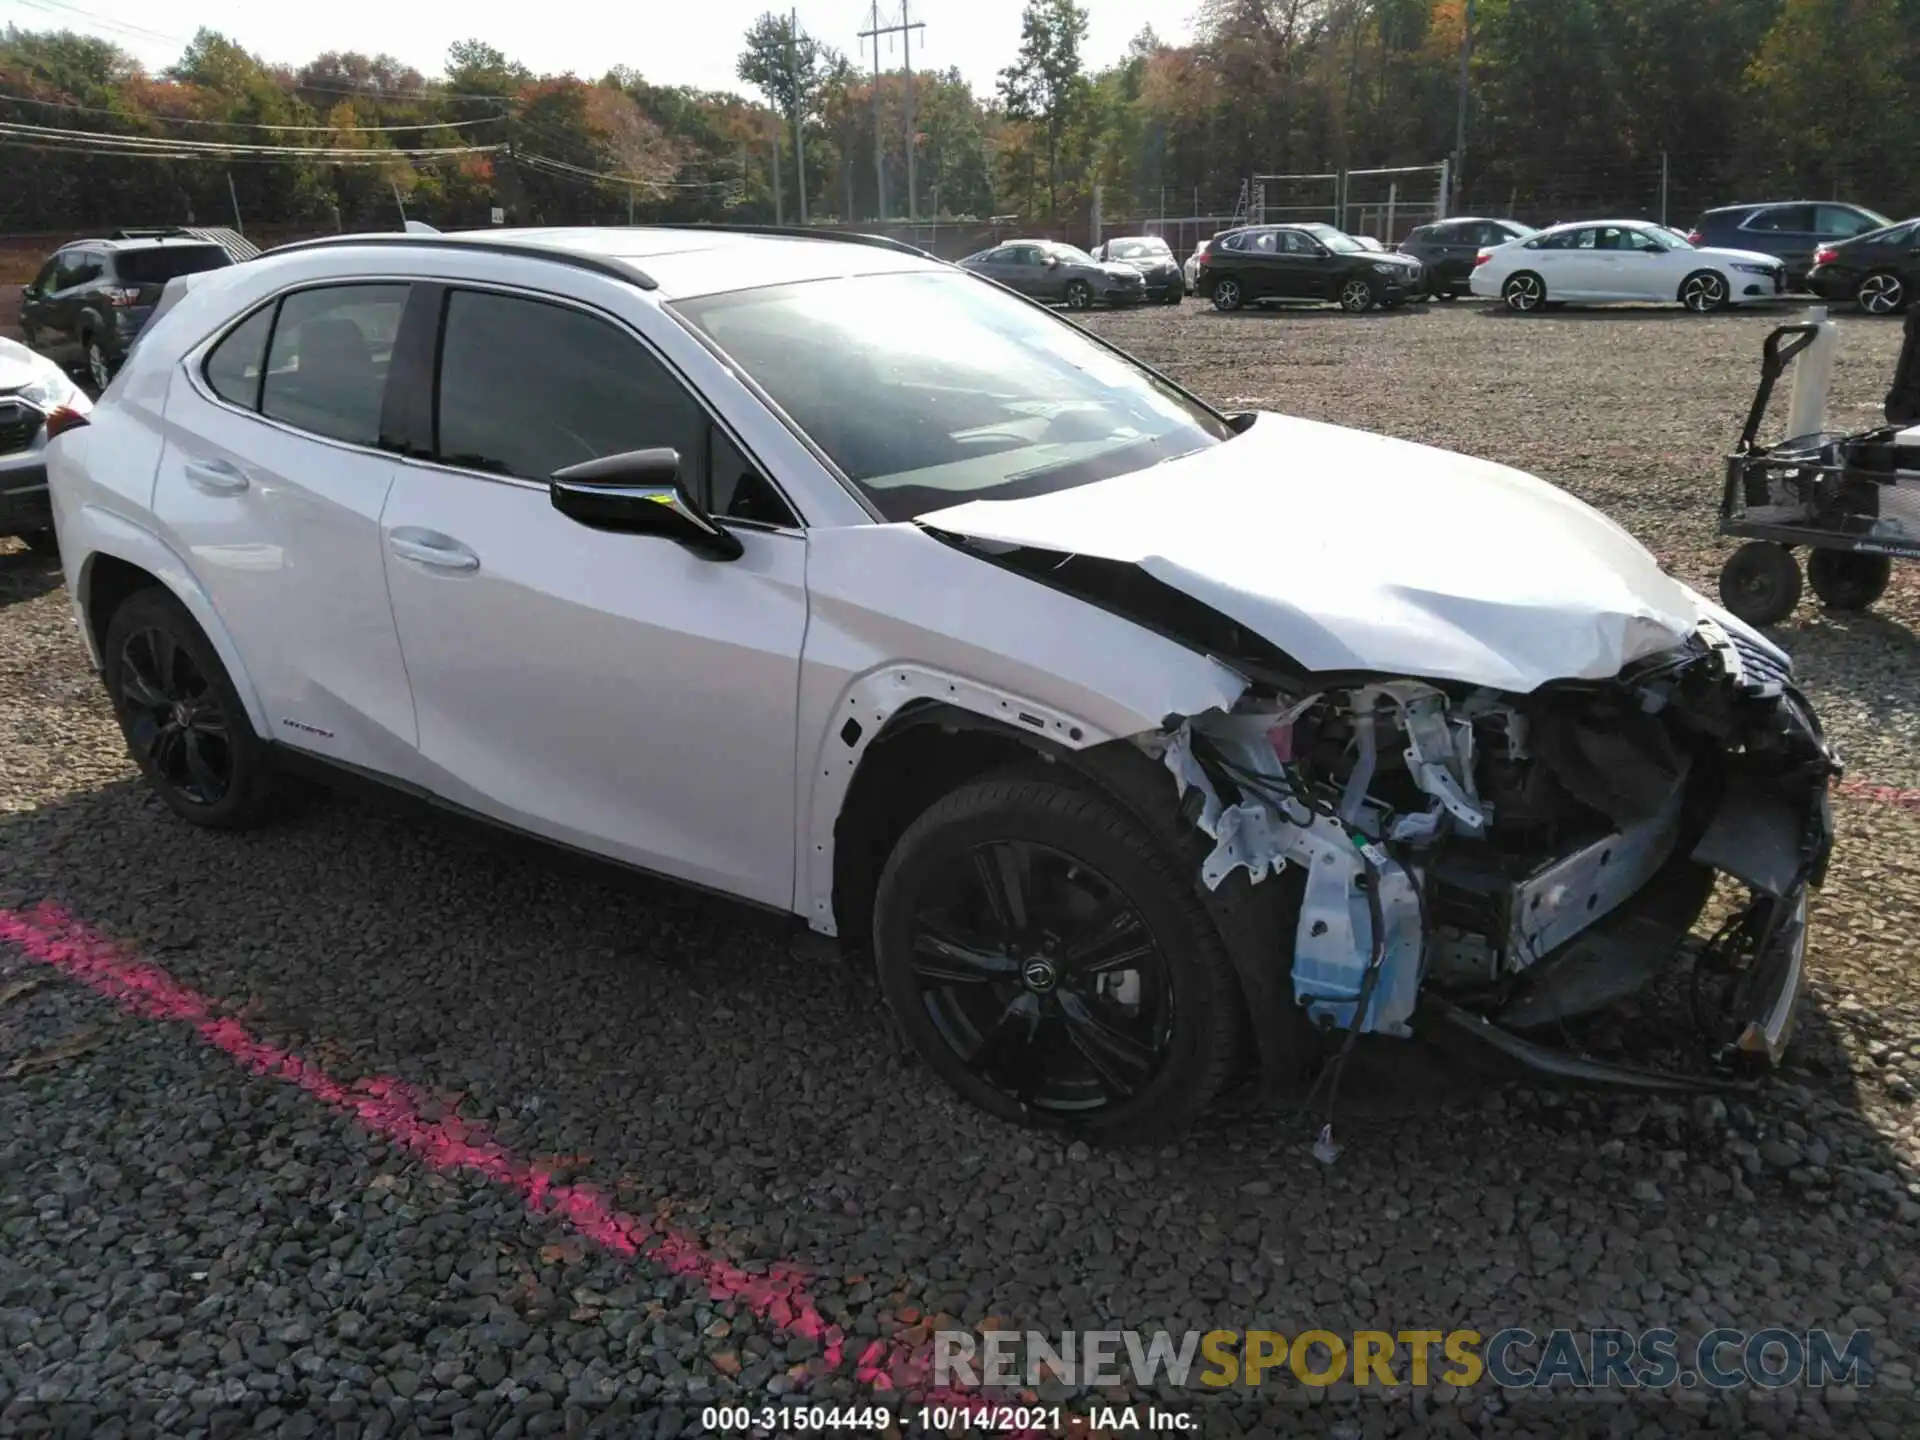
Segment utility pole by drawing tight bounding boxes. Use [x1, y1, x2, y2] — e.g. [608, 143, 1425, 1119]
[859, 2, 925, 223]
[1660, 151, 1669, 228]
[1450, 0, 1475, 215]
[861, 1, 886, 221]
[789, 8, 808, 224]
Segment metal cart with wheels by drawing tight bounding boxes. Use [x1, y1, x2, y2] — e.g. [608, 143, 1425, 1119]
[1717, 308, 1920, 627]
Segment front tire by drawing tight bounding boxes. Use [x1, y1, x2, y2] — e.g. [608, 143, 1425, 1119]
[1680, 270, 1730, 313]
[872, 769, 1247, 1141]
[103, 588, 278, 829]
[1063, 280, 1093, 311]
[1807, 550, 1891, 611]
[1338, 278, 1377, 313]
[1502, 272, 1545, 312]
[1857, 271, 1907, 316]
[1209, 276, 1243, 312]
[1718, 542, 1802, 627]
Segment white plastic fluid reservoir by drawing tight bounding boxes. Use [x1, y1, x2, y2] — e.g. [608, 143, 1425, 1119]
[1786, 305, 1838, 440]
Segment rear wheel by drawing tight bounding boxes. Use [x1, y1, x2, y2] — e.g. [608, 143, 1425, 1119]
[1338, 277, 1377, 313]
[1680, 270, 1730, 313]
[1857, 271, 1907, 316]
[85, 335, 113, 392]
[1806, 550, 1891, 611]
[1209, 276, 1243, 312]
[1718, 542, 1802, 627]
[873, 769, 1248, 1141]
[1502, 272, 1545, 312]
[103, 588, 278, 829]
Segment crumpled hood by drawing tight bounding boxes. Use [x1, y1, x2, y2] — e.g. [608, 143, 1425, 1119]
[0, 337, 50, 394]
[916, 411, 1712, 693]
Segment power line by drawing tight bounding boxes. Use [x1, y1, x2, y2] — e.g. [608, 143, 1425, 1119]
[0, 136, 479, 166]
[12, 0, 186, 47]
[0, 117, 501, 158]
[0, 89, 501, 131]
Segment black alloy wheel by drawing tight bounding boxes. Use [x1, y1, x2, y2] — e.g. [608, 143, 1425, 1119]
[905, 837, 1174, 1114]
[116, 623, 233, 807]
[103, 587, 279, 828]
[873, 770, 1249, 1139]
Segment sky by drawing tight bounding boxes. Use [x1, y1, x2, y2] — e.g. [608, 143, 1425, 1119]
[3, 0, 1197, 97]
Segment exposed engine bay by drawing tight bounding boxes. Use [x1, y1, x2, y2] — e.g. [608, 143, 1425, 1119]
[1145, 618, 1838, 1086]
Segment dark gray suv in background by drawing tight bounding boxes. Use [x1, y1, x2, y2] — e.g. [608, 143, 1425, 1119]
[20, 230, 242, 389]
[958, 240, 1147, 309]
[1686, 202, 1891, 286]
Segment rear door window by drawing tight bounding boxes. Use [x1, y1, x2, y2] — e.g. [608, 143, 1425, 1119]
[260, 284, 409, 447]
[1746, 205, 1815, 233]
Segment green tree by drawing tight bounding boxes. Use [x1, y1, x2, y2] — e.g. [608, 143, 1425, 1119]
[737, 12, 830, 219]
[997, 0, 1090, 216]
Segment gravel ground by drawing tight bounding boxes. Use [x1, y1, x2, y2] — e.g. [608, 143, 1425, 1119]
[3, 299, 1920, 1439]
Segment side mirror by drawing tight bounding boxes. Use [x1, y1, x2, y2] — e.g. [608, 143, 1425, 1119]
[549, 448, 744, 561]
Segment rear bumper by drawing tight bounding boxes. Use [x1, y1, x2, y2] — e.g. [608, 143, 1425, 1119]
[1804, 266, 1856, 301]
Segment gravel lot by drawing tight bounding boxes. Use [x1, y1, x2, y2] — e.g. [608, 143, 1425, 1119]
[4, 298, 1920, 1439]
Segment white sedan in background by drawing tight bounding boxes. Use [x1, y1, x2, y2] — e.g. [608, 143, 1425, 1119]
[1471, 220, 1788, 313]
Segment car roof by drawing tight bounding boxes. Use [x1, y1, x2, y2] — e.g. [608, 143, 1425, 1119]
[1534, 219, 1656, 232]
[62, 235, 232, 253]
[263, 227, 950, 301]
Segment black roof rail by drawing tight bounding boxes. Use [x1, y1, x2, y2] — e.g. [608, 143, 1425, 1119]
[258, 232, 660, 290]
[634, 223, 942, 262]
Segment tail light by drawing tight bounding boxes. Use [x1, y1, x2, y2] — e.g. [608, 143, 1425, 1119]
[1473, 248, 1493, 266]
[1813, 246, 1838, 268]
[44, 406, 90, 441]
[1687, 230, 1705, 246]
[103, 286, 140, 308]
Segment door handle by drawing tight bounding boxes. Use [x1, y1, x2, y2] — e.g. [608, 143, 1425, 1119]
[182, 458, 249, 494]
[388, 528, 480, 572]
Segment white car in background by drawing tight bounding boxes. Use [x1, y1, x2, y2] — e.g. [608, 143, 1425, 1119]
[45, 227, 1833, 1141]
[1471, 219, 1788, 313]
[0, 335, 92, 555]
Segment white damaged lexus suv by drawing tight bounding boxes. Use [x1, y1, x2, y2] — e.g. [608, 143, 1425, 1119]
[46, 226, 1837, 1140]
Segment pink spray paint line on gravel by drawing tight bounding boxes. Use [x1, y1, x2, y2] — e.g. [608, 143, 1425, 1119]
[0, 902, 1013, 1413]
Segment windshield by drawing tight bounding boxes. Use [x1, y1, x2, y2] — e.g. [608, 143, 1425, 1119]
[674, 270, 1233, 522]
[1050, 243, 1096, 265]
[114, 246, 231, 284]
[1303, 225, 1364, 254]
[1108, 239, 1170, 259]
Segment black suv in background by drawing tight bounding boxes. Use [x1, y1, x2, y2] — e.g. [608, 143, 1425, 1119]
[1197, 223, 1424, 313]
[20, 230, 242, 389]
[1397, 217, 1536, 298]
[1686, 202, 1891, 287]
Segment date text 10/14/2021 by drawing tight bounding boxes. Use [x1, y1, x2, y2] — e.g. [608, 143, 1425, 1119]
[701, 1405, 1197, 1432]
